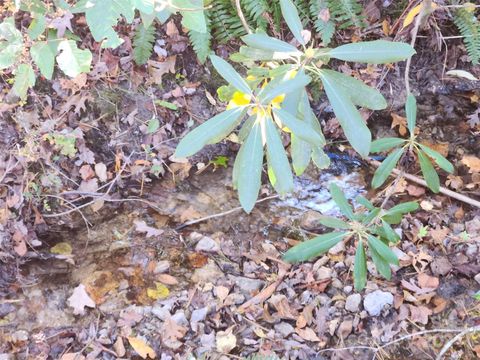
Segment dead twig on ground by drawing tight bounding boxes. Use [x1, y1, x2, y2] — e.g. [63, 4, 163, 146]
[436, 325, 480, 360]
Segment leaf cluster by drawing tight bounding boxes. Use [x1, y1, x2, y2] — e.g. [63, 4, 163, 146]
[283, 184, 419, 290]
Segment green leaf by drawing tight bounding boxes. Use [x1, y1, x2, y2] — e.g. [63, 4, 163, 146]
[175, 0, 207, 33]
[156, 7, 172, 23]
[242, 33, 301, 54]
[265, 116, 293, 195]
[381, 220, 400, 243]
[370, 137, 406, 153]
[329, 40, 415, 64]
[371, 147, 404, 188]
[174, 107, 245, 158]
[329, 183, 355, 220]
[133, 23, 155, 65]
[259, 72, 311, 104]
[319, 71, 371, 157]
[312, 147, 331, 169]
[28, 14, 46, 39]
[356, 195, 375, 210]
[418, 144, 454, 173]
[418, 149, 440, 193]
[30, 40, 57, 80]
[234, 121, 264, 213]
[147, 118, 159, 133]
[82, 0, 135, 48]
[367, 235, 399, 265]
[279, 0, 305, 45]
[283, 232, 347, 263]
[370, 246, 391, 280]
[354, 239, 367, 290]
[384, 201, 419, 216]
[273, 108, 324, 145]
[291, 133, 311, 176]
[13, 64, 35, 100]
[319, 70, 387, 110]
[133, 0, 154, 14]
[362, 208, 381, 225]
[56, 40, 92, 77]
[405, 93, 416, 135]
[210, 54, 251, 95]
[317, 216, 350, 229]
[0, 18, 24, 70]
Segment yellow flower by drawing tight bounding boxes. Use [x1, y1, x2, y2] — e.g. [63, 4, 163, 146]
[226, 91, 251, 110]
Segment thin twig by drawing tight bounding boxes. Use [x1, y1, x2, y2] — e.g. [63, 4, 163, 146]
[175, 195, 279, 230]
[436, 325, 480, 360]
[235, 0, 252, 34]
[369, 159, 480, 209]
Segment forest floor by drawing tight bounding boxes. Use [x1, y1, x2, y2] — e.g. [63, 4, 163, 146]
[1, 2, 480, 360]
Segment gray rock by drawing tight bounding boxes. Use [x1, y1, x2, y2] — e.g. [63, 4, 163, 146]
[195, 236, 220, 253]
[316, 266, 333, 280]
[345, 294, 362, 312]
[343, 286, 353, 295]
[190, 307, 208, 332]
[274, 322, 295, 337]
[475, 273, 480, 285]
[363, 290, 393, 316]
[228, 275, 264, 295]
[191, 260, 224, 284]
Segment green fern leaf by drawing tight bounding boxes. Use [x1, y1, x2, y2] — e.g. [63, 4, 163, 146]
[328, 0, 365, 30]
[133, 23, 155, 65]
[241, 0, 269, 30]
[453, 7, 480, 64]
[189, 11, 211, 63]
[210, 0, 247, 43]
[309, 0, 335, 44]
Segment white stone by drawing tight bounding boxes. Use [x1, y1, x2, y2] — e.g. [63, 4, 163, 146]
[363, 290, 393, 316]
[345, 293, 362, 312]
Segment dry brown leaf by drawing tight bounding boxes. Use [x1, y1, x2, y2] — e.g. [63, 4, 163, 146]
[157, 273, 178, 285]
[461, 155, 480, 173]
[391, 113, 408, 136]
[68, 284, 96, 315]
[134, 220, 163, 238]
[127, 336, 156, 359]
[417, 273, 439, 289]
[296, 327, 321, 342]
[406, 184, 425, 197]
[147, 56, 176, 85]
[429, 226, 449, 245]
[408, 305, 432, 325]
[446, 174, 464, 190]
[216, 329, 237, 353]
[60, 353, 85, 360]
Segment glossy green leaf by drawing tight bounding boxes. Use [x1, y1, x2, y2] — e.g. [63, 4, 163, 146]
[279, 0, 305, 45]
[370, 137, 406, 153]
[30, 41, 57, 80]
[329, 183, 355, 220]
[266, 116, 293, 195]
[242, 33, 301, 54]
[283, 232, 347, 263]
[210, 54, 251, 95]
[237, 46, 291, 61]
[384, 201, 419, 215]
[320, 69, 387, 110]
[356, 195, 375, 210]
[56, 40, 92, 77]
[238, 115, 255, 142]
[354, 239, 367, 290]
[319, 71, 371, 157]
[405, 93, 416, 135]
[370, 246, 391, 280]
[234, 121, 264, 213]
[175, 107, 245, 158]
[28, 15, 46, 39]
[418, 144, 454, 173]
[317, 216, 350, 229]
[418, 149, 440, 193]
[367, 235, 398, 265]
[372, 147, 404, 188]
[362, 208, 381, 225]
[291, 133, 311, 176]
[259, 72, 311, 104]
[176, 0, 207, 33]
[329, 40, 415, 64]
[13, 64, 35, 100]
[273, 108, 324, 145]
[381, 220, 400, 243]
[312, 147, 331, 169]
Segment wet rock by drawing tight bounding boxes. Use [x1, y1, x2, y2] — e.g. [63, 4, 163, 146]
[363, 290, 393, 316]
[345, 294, 362, 312]
[191, 260, 224, 284]
[274, 322, 295, 337]
[228, 275, 264, 296]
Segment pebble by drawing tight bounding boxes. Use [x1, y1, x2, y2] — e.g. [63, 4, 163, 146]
[228, 275, 264, 295]
[475, 273, 480, 285]
[363, 290, 393, 316]
[195, 236, 220, 253]
[345, 294, 362, 312]
[316, 266, 333, 280]
[343, 286, 353, 294]
[191, 260, 224, 284]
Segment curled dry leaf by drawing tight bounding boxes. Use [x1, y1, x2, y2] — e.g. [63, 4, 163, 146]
[127, 336, 156, 359]
[68, 284, 95, 315]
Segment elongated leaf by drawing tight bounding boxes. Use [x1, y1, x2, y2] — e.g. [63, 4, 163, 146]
[279, 0, 305, 45]
[291, 133, 311, 176]
[175, 108, 245, 158]
[259, 72, 311, 104]
[384, 201, 419, 216]
[31, 40, 57, 80]
[317, 216, 350, 229]
[242, 33, 301, 54]
[356, 195, 375, 210]
[319, 71, 371, 157]
[370, 246, 391, 280]
[418, 144, 454, 173]
[56, 40, 92, 77]
[234, 121, 264, 213]
[237, 45, 291, 61]
[372, 147, 404, 188]
[354, 239, 367, 290]
[329, 40, 415, 64]
[266, 116, 293, 195]
[238, 115, 255, 142]
[367, 235, 398, 265]
[361, 208, 381, 225]
[418, 149, 440, 193]
[273, 108, 323, 145]
[312, 147, 331, 169]
[370, 137, 406, 153]
[405, 93, 416, 135]
[13, 64, 35, 100]
[381, 220, 400, 243]
[210, 54, 251, 95]
[320, 69, 387, 110]
[283, 232, 347, 263]
[329, 183, 355, 220]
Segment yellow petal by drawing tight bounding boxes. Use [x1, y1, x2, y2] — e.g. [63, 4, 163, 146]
[230, 91, 251, 106]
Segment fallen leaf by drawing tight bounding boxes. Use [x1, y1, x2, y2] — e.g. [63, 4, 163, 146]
[94, 162, 108, 182]
[216, 329, 237, 353]
[60, 353, 85, 360]
[446, 175, 464, 190]
[147, 282, 170, 300]
[408, 304, 432, 324]
[147, 56, 176, 85]
[296, 327, 321, 342]
[461, 155, 480, 173]
[68, 284, 96, 315]
[429, 226, 449, 245]
[188, 253, 208, 268]
[157, 274, 178, 285]
[391, 113, 408, 136]
[161, 316, 187, 349]
[134, 220, 163, 238]
[127, 336, 156, 359]
[407, 184, 425, 197]
[418, 273, 439, 289]
[51, 242, 73, 255]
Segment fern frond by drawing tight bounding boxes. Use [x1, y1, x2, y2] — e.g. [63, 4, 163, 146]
[292, 0, 312, 27]
[241, 0, 269, 30]
[133, 23, 155, 65]
[189, 11, 212, 63]
[328, 0, 365, 30]
[453, 7, 480, 64]
[210, 0, 247, 43]
[309, 0, 335, 44]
